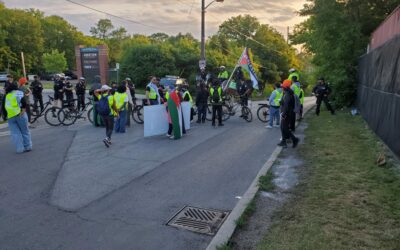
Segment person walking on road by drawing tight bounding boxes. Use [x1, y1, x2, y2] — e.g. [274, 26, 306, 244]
[210, 80, 224, 127]
[196, 82, 209, 123]
[30, 75, 44, 112]
[312, 77, 335, 116]
[2, 82, 32, 153]
[266, 83, 282, 129]
[114, 84, 128, 133]
[146, 76, 161, 105]
[94, 85, 118, 147]
[75, 77, 86, 111]
[89, 76, 103, 127]
[278, 80, 299, 148]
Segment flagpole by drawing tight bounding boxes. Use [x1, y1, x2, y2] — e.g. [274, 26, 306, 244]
[223, 47, 246, 91]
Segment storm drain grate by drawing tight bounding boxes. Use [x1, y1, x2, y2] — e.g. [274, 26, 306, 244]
[167, 206, 229, 235]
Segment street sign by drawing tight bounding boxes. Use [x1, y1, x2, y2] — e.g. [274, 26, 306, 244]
[199, 59, 206, 69]
[116, 63, 120, 70]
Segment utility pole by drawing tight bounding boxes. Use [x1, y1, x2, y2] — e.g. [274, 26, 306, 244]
[199, 0, 224, 71]
[21, 52, 26, 78]
[287, 26, 290, 44]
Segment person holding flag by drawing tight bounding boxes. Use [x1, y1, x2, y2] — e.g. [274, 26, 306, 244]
[165, 86, 186, 139]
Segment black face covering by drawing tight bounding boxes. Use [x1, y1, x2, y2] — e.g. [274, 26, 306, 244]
[6, 83, 18, 93]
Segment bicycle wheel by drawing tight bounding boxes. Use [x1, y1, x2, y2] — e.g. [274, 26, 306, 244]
[44, 107, 62, 126]
[87, 107, 94, 124]
[222, 104, 230, 121]
[58, 108, 78, 126]
[132, 105, 144, 124]
[242, 106, 253, 122]
[257, 105, 269, 123]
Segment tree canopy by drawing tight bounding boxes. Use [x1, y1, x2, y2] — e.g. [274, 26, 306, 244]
[291, 0, 399, 106]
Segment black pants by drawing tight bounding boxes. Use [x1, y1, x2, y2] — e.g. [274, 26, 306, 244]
[33, 94, 44, 112]
[66, 93, 74, 107]
[197, 103, 207, 122]
[281, 116, 296, 141]
[212, 104, 222, 125]
[102, 115, 114, 139]
[289, 111, 296, 131]
[77, 94, 85, 111]
[316, 96, 334, 115]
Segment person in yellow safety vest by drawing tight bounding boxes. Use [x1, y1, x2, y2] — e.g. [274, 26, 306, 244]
[181, 85, 194, 121]
[218, 66, 229, 83]
[146, 76, 160, 105]
[209, 80, 224, 127]
[114, 84, 129, 133]
[94, 85, 118, 148]
[3, 81, 32, 153]
[288, 68, 300, 82]
[266, 83, 283, 129]
[299, 88, 305, 119]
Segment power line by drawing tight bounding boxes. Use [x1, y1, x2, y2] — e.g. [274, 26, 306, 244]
[65, 0, 161, 30]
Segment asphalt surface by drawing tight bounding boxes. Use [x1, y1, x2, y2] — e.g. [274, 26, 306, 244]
[0, 97, 315, 250]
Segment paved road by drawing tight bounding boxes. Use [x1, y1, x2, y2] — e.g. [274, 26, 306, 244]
[0, 98, 315, 249]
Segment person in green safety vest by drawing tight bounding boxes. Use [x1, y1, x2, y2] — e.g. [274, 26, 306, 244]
[217, 66, 229, 83]
[209, 80, 224, 127]
[299, 88, 305, 120]
[288, 68, 300, 82]
[146, 76, 161, 105]
[94, 85, 118, 148]
[181, 85, 194, 121]
[2, 81, 32, 153]
[266, 82, 283, 129]
[114, 84, 129, 133]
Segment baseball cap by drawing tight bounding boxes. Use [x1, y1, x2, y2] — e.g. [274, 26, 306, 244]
[100, 85, 112, 91]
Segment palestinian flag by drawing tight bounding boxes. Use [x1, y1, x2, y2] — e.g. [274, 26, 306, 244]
[167, 91, 183, 139]
[238, 47, 259, 90]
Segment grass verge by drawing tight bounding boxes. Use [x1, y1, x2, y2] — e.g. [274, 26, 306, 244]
[257, 110, 400, 249]
[258, 171, 275, 192]
[235, 198, 257, 229]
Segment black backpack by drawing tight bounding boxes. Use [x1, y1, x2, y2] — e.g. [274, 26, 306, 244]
[212, 87, 220, 102]
[96, 95, 111, 116]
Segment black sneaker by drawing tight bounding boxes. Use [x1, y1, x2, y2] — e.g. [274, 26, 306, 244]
[277, 141, 287, 148]
[292, 137, 300, 148]
[218, 123, 224, 126]
[196, 120, 201, 124]
[202, 120, 205, 123]
[103, 138, 110, 148]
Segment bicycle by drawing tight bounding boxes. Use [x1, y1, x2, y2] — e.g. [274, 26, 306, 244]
[58, 97, 93, 126]
[131, 99, 144, 124]
[29, 95, 62, 126]
[256, 103, 270, 123]
[206, 94, 252, 122]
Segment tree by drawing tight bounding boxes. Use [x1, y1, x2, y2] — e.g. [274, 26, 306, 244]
[90, 19, 114, 39]
[291, 0, 399, 106]
[42, 49, 67, 73]
[120, 44, 176, 87]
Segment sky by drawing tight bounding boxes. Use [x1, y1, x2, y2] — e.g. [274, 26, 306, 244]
[2, 0, 307, 39]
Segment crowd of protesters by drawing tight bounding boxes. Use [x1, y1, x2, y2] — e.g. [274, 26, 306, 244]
[0, 66, 335, 153]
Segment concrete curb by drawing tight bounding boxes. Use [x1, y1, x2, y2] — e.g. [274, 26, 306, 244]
[206, 147, 282, 250]
[206, 99, 316, 250]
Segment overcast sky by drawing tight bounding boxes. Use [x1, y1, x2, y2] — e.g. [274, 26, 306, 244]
[3, 0, 307, 39]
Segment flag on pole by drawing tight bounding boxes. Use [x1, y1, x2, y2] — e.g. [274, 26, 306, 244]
[237, 47, 259, 90]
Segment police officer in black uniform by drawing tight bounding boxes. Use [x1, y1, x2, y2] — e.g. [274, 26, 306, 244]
[75, 77, 86, 111]
[30, 75, 43, 112]
[312, 77, 335, 116]
[54, 76, 65, 108]
[64, 77, 74, 107]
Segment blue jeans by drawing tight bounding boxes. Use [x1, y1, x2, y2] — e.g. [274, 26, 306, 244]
[115, 109, 127, 133]
[269, 106, 280, 127]
[8, 113, 32, 153]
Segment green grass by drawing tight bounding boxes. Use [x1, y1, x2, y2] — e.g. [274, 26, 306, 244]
[259, 171, 275, 192]
[216, 244, 233, 250]
[235, 198, 257, 229]
[257, 110, 400, 250]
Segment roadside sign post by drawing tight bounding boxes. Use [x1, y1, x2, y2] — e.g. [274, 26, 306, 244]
[116, 63, 120, 83]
